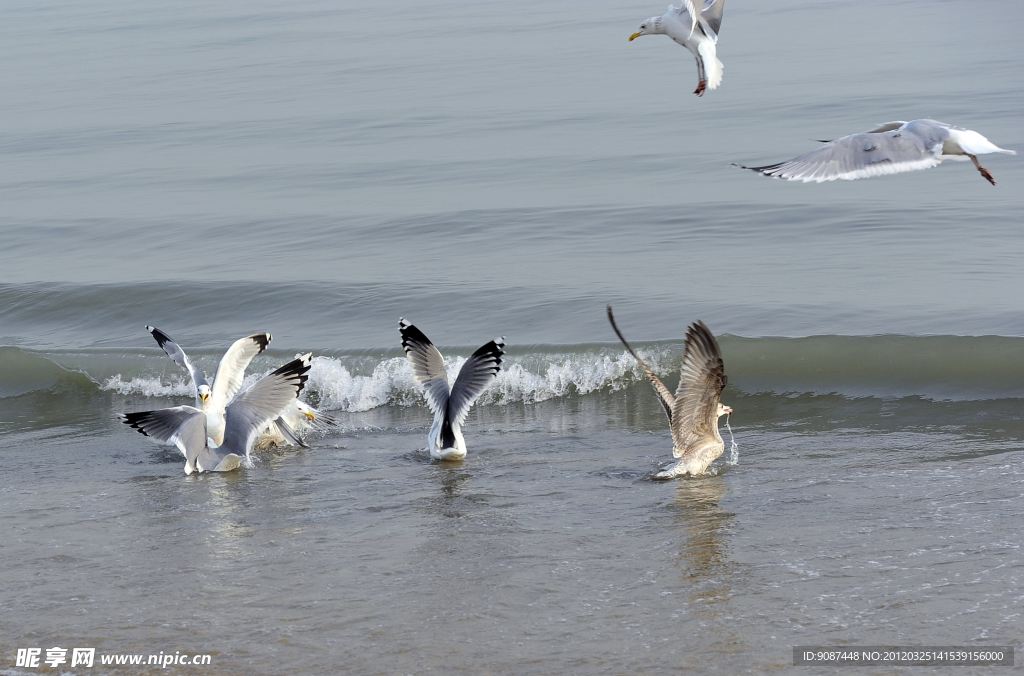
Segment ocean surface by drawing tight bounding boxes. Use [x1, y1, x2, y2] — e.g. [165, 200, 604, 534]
[2, 0, 1023, 674]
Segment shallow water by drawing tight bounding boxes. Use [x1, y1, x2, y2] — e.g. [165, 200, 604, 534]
[2, 0, 1024, 673]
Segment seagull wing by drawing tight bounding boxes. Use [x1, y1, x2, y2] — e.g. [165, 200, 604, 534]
[670, 322, 727, 458]
[701, 0, 724, 36]
[209, 333, 272, 413]
[121, 405, 207, 474]
[219, 354, 311, 458]
[147, 326, 209, 393]
[678, 0, 701, 34]
[607, 306, 675, 423]
[739, 127, 945, 182]
[399, 319, 450, 416]
[448, 338, 504, 430]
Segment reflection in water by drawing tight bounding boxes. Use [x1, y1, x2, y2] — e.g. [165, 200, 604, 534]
[428, 465, 473, 518]
[670, 475, 737, 611]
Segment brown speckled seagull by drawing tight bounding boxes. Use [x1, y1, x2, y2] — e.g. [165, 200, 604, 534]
[607, 306, 731, 478]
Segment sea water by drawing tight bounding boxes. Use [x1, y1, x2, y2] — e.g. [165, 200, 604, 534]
[1, 0, 1023, 673]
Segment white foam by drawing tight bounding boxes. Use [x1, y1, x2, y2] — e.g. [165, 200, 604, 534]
[101, 374, 194, 397]
[306, 347, 674, 412]
[103, 347, 677, 413]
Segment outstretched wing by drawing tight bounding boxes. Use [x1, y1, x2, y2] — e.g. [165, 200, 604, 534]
[674, 0, 702, 34]
[701, 0, 724, 37]
[209, 333, 272, 413]
[399, 319, 450, 416]
[220, 354, 311, 457]
[670, 321, 727, 458]
[147, 326, 209, 393]
[737, 127, 944, 183]
[607, 305, 675, 423]
[121, 405, 207, 474]
[448, 338, 504, 429]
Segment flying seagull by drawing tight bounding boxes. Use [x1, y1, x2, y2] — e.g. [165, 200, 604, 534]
[399, 319, 504, 461]
[736, 119, 1015, 185]
[607, 306, 732, 478]
[147, 326, 333, 447]
[630, 0, 725, 96]
[122, 354, 311, 474]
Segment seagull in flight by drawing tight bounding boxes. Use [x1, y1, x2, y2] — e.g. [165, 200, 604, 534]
[607, 306, 732, 478]
[736, 119, 1015, 185]
[630, 0, 725, 96]
[122, 354, 311, 474]
[399, 319, 504, 461]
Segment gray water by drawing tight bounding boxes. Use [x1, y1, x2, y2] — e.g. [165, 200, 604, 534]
[2, 0, 1023, 673]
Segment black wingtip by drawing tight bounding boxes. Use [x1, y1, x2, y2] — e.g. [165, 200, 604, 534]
[251, 333, 272, 353]
[399, 320, 434, 354]
[470, 338, 505, 370]
[732, 161, 788, 178]
[269, 355, 312, 394]
[121, 411, 153, 436]
[146, 325, 174, 349]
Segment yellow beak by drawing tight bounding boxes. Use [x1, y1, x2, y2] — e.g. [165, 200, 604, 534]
[201, 393, 209, 403]
[629, 32, 642, 41]
[304, 412, 316, 421]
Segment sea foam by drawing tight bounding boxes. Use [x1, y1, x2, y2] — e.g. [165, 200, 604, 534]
[100, 348, 674, 412]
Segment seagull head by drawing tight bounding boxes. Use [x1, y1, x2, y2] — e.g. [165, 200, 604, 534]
[197, 384, 212, 404]
[630, 17, 663, 40]
[296, 401, 316, 421]
[717, 402, 733, 417]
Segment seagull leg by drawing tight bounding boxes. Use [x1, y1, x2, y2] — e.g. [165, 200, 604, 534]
[693, 79, 706, 96]
[969, 154, 996, 185]
[693, 57, 706, 96]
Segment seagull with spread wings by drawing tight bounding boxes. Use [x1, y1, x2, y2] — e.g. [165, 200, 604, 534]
[607, 306, 732, 478]
[629, 0, 725, 96]
[121, 354, 311, 474]
[147, 326, 333, 447]
[736, 119, 1015, 185]
[399, 319, 504, 461]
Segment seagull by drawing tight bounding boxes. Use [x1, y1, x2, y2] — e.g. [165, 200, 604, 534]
[607, 306, 732, 478]
[121, 354, 311, 474]
[256, 400, 337, 450]
[736, 119, 1016, 185]
[147, 326, 333, 447]
[399, 319, 504, 461]
[630, 0, 725, 96]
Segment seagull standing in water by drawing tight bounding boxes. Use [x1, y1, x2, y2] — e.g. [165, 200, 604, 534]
[399, 319, 504, 461]
[121, 354, 311, 474]
[737, 119, 1015, 185]
[147, 326, 333, 448]
[607, 306, 731, 478]
[629, 0, 726, 96]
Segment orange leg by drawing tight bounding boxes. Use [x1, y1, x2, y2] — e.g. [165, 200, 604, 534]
[969, 154, 996, 185]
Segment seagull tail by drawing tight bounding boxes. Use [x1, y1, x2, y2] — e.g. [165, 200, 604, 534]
[697, 42, 723, 90]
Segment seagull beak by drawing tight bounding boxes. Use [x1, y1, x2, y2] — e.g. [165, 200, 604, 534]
[200, 392, 209, 403]
[304, 412, 316, 421]
[629, 32, 642, 41]
[724, 406, 733, 415]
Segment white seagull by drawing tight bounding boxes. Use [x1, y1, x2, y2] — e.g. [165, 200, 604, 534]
[737, 119, 1016, 185]
[147, 326, 333, 447]
[630, 0, 725, 96]
[607, 306, 732, 478]
[121, 354, 311, 474]
[399, 319, 504, 461]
